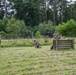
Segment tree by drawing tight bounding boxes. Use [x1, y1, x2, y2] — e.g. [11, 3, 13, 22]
[49, 0, 60, 25]
[35, 31, 42, 38]
[56, 19, 76, 37]
[5, 18, 27, 38]
[12, 0, 40, 27]
[38, 20, 55, 37]
[0, 18, 8, 32]
[0, 0, 16, 19]
[62, 1, 76, 22]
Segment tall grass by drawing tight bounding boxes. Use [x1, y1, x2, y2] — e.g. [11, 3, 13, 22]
[1, 38, 53, 47]
[1, 38, 76, 47]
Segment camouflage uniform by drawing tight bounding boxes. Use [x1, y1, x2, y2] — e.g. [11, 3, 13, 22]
[51, 31, 60, 50]
[33, 39, 41, 48]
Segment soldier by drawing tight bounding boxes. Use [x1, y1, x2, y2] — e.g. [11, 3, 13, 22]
[33, 39, 41, 48]
[51, 31, 60, 50]
[53, 31, 58, 39]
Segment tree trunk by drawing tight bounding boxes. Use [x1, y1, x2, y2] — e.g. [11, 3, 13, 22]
[45, 0, 47, 23]
[61, 0, 63, 23]
[4, 0, 7, 17]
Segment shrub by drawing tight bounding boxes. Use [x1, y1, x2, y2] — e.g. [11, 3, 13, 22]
[0, 31, 6, 39]
[35, 31, 43, 38]
[38, 20, 55, 37]
[56, 19, 76, 37]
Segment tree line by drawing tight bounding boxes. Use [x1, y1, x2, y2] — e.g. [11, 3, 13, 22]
[0, 0, 76, 38]
[0, 18, 55, 38]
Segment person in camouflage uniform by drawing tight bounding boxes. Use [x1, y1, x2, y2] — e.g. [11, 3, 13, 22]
[33, 39, 41, 48]
[51, 31, 60, 50]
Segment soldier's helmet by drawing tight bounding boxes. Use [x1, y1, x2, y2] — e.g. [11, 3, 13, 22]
[33, 39, 37, 42]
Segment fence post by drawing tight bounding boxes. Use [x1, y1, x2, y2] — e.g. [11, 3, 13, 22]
[72, 39, 74, 49]
[56, 39, 58, 50]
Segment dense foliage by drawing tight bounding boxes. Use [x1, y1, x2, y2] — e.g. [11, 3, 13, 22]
[0, 0, 76, 26]
[0, 18, 55, 38]
[38, 20, 55, 37]
[0, 0, 76, 38]
[0, 18, 30, 38]
[56, 19, 76, 37]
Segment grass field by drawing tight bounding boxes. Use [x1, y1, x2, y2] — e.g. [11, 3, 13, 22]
[1, 38, 52, 47]
[0, 46, 76, 75]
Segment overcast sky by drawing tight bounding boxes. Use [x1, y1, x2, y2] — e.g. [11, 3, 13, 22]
[68, 0, 76, 1]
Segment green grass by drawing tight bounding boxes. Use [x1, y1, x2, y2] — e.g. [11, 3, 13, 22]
[1, 38, 52, 47]
[0, 46, 76, 75]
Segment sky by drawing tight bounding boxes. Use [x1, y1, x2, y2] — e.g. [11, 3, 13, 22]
[68, 0, 76, 1]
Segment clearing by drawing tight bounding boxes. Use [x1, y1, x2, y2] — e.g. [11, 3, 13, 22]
[0, 46, 76, 75]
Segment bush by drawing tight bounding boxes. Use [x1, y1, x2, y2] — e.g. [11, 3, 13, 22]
[56, 19, 76, 37]
[38, 20, 55, 37]
[0, 31, 6, 39]
[35, 31, 43, 38]
[0, 18, 33, 39]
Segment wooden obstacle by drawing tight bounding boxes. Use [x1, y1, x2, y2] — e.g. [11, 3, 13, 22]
[53, 39, 74, 50]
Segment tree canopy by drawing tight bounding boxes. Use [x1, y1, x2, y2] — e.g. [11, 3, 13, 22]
[0, 0, 76, 38]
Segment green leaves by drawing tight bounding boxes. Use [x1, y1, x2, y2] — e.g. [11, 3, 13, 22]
[56, 19, 76, 37]
[35, 31, 43, 38]
[13, 0, 40, 27]
[5, 18, 27, 38]
[38, 20, 55, 37]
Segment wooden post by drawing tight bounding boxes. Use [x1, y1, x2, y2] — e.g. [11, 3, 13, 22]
[53, 39, 56, 50]
[53, 39, 58, 50]
[72, 39, 74, 49]
[56, 40, 58, 50]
